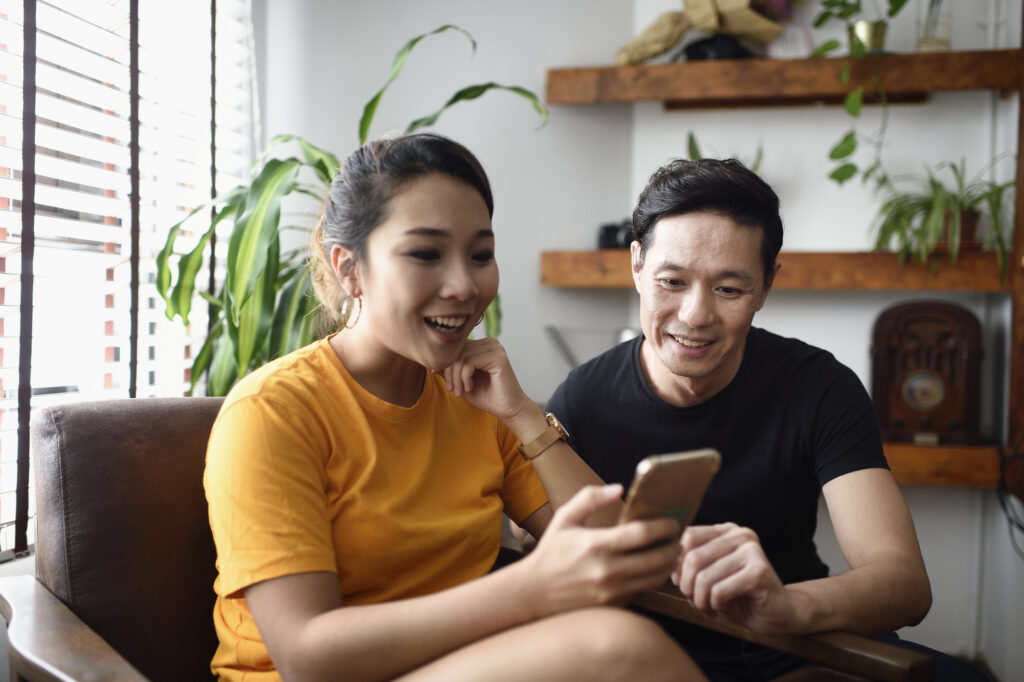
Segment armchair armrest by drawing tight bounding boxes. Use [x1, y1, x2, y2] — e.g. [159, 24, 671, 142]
[633, 584, 934, 682]
[0, 575, 146, 682]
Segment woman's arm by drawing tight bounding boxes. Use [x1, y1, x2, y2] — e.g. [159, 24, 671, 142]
[246, 485, 681, 682]
[443, 338, 621, 528]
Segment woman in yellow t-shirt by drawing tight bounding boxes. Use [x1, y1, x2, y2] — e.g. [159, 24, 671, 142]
[204, 133, 704, 682]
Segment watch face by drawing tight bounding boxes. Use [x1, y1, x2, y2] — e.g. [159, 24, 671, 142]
[901, 370, 946, 412]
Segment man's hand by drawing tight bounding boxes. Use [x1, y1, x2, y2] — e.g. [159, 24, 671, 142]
[674, 523, 800, 635]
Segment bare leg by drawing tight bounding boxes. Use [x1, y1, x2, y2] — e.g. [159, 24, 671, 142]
[397, 607, 705, 682]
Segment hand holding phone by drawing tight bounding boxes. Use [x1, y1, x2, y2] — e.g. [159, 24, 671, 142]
[618, 449, 721, 530]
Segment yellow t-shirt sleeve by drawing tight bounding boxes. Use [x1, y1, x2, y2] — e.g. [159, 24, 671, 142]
[497, 422, 549, 524]
[205, 394, 338, 598]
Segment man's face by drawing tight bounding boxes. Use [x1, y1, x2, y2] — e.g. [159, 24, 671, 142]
[631, 211, 773, 406]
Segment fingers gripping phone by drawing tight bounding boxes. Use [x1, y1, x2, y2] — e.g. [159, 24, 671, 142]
[618, 449, 721, 530]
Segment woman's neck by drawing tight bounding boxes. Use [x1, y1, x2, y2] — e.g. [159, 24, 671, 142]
[329, 332, 426, 407]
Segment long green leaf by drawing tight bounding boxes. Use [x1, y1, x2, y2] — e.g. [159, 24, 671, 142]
[811, 39, 841, 57]
[208, 323, 239, 396]
[270, 268, 316, 359]
[687, 132, 702, 160]
[359, 24, 476, 145]
[170, 203, 238, 326]
[156, 184, 247, 320]
[188, 321, 221, 396]
[235, 234, 281, 378]
[226, 157, 301, 325]
[405, 82, 548, 133]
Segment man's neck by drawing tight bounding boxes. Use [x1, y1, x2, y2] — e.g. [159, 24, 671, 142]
[638, 338, 746, 408]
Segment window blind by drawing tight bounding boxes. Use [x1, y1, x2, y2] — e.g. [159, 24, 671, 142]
[0, 0, 256, 557]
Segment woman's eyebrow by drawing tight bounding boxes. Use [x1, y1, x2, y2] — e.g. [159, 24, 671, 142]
[403, 227, 494, 238]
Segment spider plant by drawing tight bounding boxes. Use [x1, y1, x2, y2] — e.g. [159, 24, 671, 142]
[872, 159, 1014, 282]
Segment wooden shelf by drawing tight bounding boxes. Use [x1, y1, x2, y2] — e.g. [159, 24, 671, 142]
[547, 49, 1023, 107]
[884, 443, 1000, 488]
[541, 249, 1008, 292]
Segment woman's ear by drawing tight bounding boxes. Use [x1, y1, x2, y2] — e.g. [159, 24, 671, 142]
[330, 244, 361, 298]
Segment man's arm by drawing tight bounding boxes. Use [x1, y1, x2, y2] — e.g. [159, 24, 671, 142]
[791, 467, 932, 634]
[675, 467, 932, 636]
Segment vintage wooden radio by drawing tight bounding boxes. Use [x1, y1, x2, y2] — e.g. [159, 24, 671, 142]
[871, 301, 983, 445]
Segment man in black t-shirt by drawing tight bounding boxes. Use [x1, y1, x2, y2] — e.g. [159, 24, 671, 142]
[546, 158, 981, 681]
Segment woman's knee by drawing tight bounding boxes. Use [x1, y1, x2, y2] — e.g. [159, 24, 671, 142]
[567, 608, 704, 681]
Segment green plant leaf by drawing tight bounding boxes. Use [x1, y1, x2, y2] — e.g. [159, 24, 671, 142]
[226, 157, 301, 324]
[750, 143, 764, 176]
[234, 234, 281, 378]
[888, 0, 909, 17]
[812, 10, 834, 28]
[687, 131, 702, 160]
[839, 64, 851, 84]
[483, 294, 502, 338]
[405, 82, 549, 134]
[844, 87, 864, 117]
[207, 322, 239, 396]
[862, 160, 881, 184]
[359, 24, 476, 145]
[169, 203, 238, 326]
[829, 163, 859, 184]
[829, 131, 858, 159]
[811, 39, 841, 57]
[187, 321, 221, 396]
[269, 268, 316, 359]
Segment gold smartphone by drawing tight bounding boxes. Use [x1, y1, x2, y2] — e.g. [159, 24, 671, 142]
[618, 448, 721, 528]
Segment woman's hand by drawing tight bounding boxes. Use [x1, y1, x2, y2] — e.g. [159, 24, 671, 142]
[442, 337, 533, 422]
[517, 484, 682, 617]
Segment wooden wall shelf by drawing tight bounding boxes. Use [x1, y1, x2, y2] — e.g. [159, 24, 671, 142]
[884, 443, 1000, 489]
[547, 49, 1023, 106]
[541, 250, 1008, 292]
[543, 47, 1024, 492]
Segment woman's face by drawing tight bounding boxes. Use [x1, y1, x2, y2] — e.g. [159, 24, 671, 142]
[341, 172, 498, 372]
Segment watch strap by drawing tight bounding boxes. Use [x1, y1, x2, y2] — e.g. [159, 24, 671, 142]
[517, 414, 568, 460]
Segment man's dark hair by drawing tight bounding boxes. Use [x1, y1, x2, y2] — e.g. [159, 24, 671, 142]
[632, 158, 783, 287]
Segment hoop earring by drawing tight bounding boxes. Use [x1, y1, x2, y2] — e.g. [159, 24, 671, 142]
[341, 295, 362, 330]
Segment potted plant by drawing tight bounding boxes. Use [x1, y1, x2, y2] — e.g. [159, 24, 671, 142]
[812, 0, 909, 54]
[810, 0, 909, 186]
[156, 25, 547, 395]
[871, 159, 1015, 282]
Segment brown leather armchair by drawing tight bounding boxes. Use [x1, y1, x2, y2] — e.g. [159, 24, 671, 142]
[0, 397, 933, 681]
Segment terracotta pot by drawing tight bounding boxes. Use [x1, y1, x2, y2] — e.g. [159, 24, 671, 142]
[933, 208, 982, 253]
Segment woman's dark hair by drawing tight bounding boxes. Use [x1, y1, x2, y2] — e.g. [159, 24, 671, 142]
[631, 158, 783, 287]
[309, 133, 493, 334]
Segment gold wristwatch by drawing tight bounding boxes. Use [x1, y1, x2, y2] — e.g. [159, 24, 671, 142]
[517, 413, 569, 461]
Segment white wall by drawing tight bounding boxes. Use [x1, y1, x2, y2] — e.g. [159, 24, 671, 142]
[258, 0, 1024, 678]
[259, 0, 638, 399]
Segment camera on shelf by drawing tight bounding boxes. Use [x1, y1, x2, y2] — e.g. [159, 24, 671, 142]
[597, 219, 633, 249]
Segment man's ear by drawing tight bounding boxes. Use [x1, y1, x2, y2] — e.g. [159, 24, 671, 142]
[630, 240, 644, 293]
[330, 244, 361, 298]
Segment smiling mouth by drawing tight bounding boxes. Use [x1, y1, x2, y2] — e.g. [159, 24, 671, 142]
[425, 315, 471, 334]
[671, 335, 712, 348]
